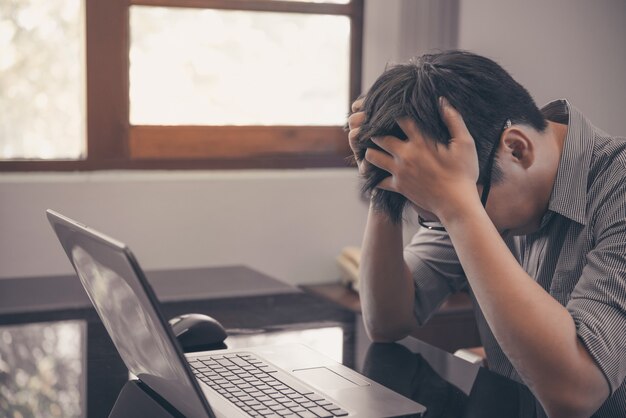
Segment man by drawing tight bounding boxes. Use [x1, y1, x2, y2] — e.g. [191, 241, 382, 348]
[347, 50, 626, 418]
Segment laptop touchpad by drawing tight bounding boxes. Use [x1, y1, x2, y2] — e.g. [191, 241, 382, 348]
[293, 367, 365, 391]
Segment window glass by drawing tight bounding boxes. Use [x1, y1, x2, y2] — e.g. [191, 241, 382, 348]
[0, 0, 85, 160]
[130, 6, 350, 126]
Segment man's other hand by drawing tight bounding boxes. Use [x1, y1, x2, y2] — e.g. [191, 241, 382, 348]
[348, 97, 367, 175]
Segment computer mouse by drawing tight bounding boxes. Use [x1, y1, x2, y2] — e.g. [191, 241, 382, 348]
[169, 313, 228, 352]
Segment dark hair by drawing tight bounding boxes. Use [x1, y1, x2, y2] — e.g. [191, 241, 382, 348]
[353, 50, 547, 223]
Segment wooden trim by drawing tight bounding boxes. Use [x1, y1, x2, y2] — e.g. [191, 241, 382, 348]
[129, 125, 350, 159]
[130, 0, 353, 15]
[0, 156, 353, 171]
[85, 0, 129, 161]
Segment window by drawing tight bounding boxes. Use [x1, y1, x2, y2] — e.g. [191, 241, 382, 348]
[0, 0, 363, 171]
[0, 0, 86, 160]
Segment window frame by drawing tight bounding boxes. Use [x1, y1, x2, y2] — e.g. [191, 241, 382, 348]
[1, 0, 362, 171]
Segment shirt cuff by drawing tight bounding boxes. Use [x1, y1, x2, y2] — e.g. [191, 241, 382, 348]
[568, 297, 626, 394]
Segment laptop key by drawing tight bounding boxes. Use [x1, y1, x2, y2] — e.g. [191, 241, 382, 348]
[231, 357, 250, 367]
[290, 396, 307, 403]
[269, 404, 287, 412]
[290, 406, 306, 413]
[307, 407, 332, 418]
[296, 412, 316, 418]
[328, 408, 348, 417]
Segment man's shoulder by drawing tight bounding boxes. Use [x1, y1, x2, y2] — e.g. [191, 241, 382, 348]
[587, 131, 626, 231]
[590, 130, 626, 185]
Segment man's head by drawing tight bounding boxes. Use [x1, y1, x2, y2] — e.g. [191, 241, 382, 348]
[353, 50, 548, 224]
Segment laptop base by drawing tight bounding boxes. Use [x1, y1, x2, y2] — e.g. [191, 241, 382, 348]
[109, 380, 185, 418]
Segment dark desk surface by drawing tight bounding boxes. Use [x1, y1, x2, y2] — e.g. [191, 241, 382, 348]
[0, 266, 544, 418]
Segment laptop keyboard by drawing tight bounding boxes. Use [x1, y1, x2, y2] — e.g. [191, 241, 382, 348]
[189, 353, 349, 418]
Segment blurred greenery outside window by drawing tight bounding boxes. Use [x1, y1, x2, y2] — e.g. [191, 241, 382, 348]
[0, 0, 362, 169]
[0, 0, 85, 160]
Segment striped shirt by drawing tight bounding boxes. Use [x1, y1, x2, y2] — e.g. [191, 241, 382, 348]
[405, 100, 626, 417]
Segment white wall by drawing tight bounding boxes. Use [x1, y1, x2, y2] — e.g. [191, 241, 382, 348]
[458, 0, 626, 136]
[0, 170, 369, 284]
[3, 0, 624, 285]
[362, 0, 459, 89]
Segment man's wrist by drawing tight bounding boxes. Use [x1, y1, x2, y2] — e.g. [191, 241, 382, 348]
[437, 192, 484, 228]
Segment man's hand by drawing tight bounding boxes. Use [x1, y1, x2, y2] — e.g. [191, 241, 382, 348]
[347, 97, 368, 175]
[364, 98, 481, 223]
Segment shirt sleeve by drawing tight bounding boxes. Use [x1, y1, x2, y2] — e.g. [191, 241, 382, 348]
[567, 190, 626, 394]
[404, 227, 467, 325]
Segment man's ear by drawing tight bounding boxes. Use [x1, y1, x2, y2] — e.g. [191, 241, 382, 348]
[500, 127, 534, 169]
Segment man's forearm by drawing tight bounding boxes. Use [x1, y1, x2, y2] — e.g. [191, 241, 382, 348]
[360, 203, 418, 342]
[441, 198, 609, 418]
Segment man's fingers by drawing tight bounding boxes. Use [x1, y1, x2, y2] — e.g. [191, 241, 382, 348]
[396, 117, 438, 153]
[364, 148, 395, 174]
[347, 111, 365, 130]
[439, 97, 471, 139]
[375, 176, 396, 193]
[351, 96, 365, 113]
[395, 117, 422, 141]
[371, 135, 402, 156]
[348, 127, 360, 153]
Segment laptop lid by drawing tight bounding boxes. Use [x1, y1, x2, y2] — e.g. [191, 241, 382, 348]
[46, 210, 214, 418]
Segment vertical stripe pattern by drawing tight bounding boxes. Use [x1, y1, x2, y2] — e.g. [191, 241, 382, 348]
[404, 100, 626, 417]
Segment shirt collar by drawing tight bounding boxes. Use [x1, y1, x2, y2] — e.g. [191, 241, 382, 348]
[545, 99, 596, 225]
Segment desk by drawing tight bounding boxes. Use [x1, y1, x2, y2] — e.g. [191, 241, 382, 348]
[0, 266, 543, 417]
[301, 283, 481, 353]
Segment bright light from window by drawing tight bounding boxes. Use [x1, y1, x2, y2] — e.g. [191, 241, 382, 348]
[226, 326, 345, 363]
[0, 0, 85, 160]
[129, 7, 350, 126]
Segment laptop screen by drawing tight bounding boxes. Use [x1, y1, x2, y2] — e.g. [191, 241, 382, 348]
[47, 211, 212, 418]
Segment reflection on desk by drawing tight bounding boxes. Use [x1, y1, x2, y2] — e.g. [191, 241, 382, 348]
[360, 339, 543, 418]
[0, 320, 85, 417]
[0, 266, 545, 418]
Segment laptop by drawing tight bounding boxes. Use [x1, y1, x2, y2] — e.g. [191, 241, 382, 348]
[47, 209, 426, 418]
